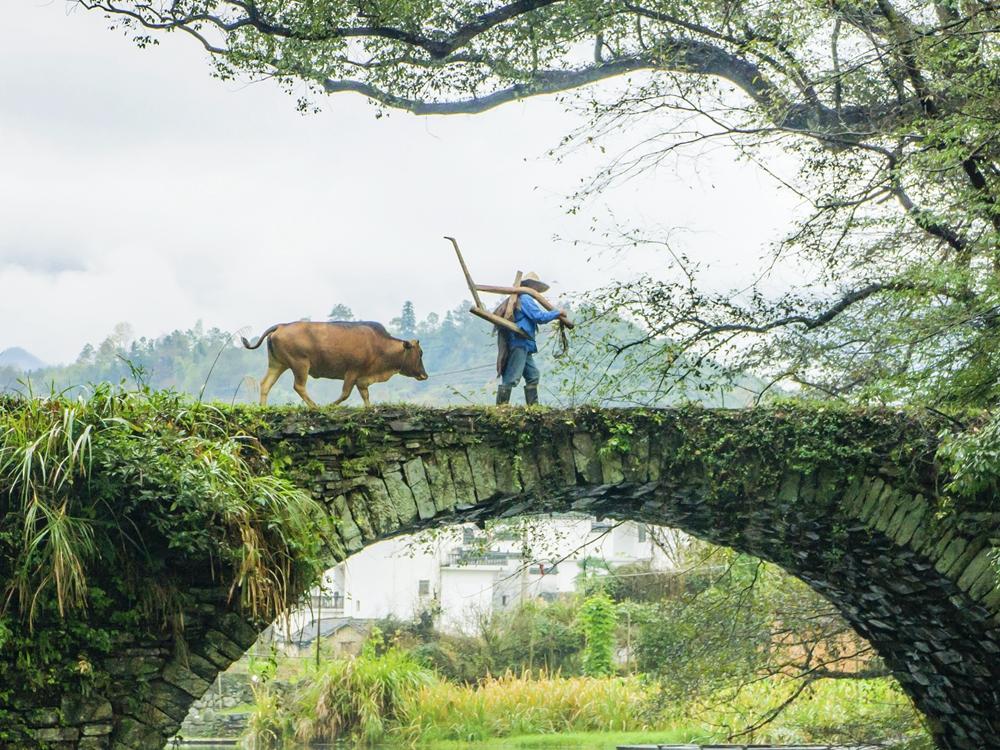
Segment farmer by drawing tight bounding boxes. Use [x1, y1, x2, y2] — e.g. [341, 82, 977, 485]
[496, 272, 567, 406]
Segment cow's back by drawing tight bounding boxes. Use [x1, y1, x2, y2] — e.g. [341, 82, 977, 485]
[269, 321, 395, 378]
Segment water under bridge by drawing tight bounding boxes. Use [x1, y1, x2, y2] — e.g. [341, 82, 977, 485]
[9, 406, 1000, 750]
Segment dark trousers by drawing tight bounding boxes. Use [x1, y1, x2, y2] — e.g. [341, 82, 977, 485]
[501, 347, 539, 386]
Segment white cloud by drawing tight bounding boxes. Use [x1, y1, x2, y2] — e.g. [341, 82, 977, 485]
[2, 0, 804, 364]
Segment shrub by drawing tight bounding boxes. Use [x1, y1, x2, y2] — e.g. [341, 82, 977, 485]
[579, 593, 617, 677]
[291, 641, 435, 745]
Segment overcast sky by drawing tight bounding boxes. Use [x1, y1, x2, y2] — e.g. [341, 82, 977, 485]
[2, 0, 804, 364]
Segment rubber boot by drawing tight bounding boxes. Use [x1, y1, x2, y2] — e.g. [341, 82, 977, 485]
[524, 384, 539, 406]
[496, 384, 513, 405]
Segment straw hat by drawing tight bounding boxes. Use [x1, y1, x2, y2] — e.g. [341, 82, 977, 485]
[521, 272, 550, 293]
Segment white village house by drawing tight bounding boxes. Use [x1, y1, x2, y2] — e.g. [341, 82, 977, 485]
[275, 517, 674, 649]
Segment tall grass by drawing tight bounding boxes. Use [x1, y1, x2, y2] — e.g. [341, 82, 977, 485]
[241, 683, 293, 750]
[291, 645, 435, 745]
[399, 672, 656, 742]
[0, 386, 331, 628]
[241, 659, 930, 749]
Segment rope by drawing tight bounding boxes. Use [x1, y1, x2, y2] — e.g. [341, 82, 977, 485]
[428, 363, 496, 378]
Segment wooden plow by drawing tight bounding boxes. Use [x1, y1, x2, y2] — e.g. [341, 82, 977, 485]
[445, 236, 575, 337]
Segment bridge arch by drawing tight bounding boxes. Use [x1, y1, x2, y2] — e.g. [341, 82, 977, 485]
[19, 406, 1000, 749]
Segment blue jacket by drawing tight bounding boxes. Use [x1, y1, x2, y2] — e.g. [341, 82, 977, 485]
[506, 294, 561, 353]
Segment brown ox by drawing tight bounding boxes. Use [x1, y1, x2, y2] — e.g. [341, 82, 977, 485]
[241, 321, 429, 407]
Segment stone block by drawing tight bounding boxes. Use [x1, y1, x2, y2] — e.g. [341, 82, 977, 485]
[27, 708, 61, 727]
[858, 478, 888, 523]
[555, 436, 577, 486]
[968, 553, 999, 602]
[203, 629, 247, 662]
[218, 613, 258, 649]
[888, 494, 925, 542]
[162, 660, 212, 698]
[873, 490, 903, 532]
[925, 524, 958, 559]
[448, 450, 478, 504]
[78, 737, 110, 749]
[934, 536, 971, 577]
[147, 679, 198, 722]
[378, 476, 414, 535]
[423, 451, 458, 511]
[777, 472, 802, 507]
[467, 445, 498, 500]
[839, 476, 866, 515]
[646, 434, 661, 483]
[492, 451, 522, 496]
[345, 491, 377, 541]
[331, 494, 363, 550]
[113, 716, 163, 749]
[103, 654, 162, 679]
[82, 722, 113, 736]
[34, 727, 79, 742]
[403, 457, 439, 519]
[957, 547, 995, 592]
[372, 473, 410, 527]
[598, 450, 625, 485]
[572, 432, 602, 484]
[944, 537, 987, 580]
[61, 696, 113, 725]
[622, 432, 650, 483]
[515, 446, 542, 492]
[175, 651, 221, 683]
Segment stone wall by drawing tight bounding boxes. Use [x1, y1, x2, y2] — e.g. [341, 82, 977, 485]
[176, 670, 254, 740]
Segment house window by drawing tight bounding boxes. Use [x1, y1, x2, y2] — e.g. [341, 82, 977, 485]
[501, 595, 508, 606]
[637, 524, 647, 543]
[463, 526, 475, 543]
[418, 579, 430, 596]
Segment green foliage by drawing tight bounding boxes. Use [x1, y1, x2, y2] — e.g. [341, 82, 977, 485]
[392, 300, 418, 340]
[400, 599, 583, 682]
[635, 565, 772, 697]
[578, 592, 617, 678]
[937, 414, 1000, 506]
[241, 682, 293, 750]
[289, 640, 435, 745]
[0, 386, 331, 625]
[690, 678, 930, 748]
[327, 303, 354, 321]
[0, 386, 332, 730]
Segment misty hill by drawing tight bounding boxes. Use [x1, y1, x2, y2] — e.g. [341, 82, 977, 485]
[0, 347, 45, 372]
[2, 301, 762, 408]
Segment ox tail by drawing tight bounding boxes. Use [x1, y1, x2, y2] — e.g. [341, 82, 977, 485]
[241, 324, 280, 350]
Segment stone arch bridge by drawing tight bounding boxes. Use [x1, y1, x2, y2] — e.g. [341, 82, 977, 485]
[23, 407, 1000, 750]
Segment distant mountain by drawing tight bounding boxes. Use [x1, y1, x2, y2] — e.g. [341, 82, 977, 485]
[0, 347, 45, 372]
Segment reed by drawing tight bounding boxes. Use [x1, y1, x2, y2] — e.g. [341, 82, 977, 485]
[399, 671, 655, 742]
[291, 645, 435, 745]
